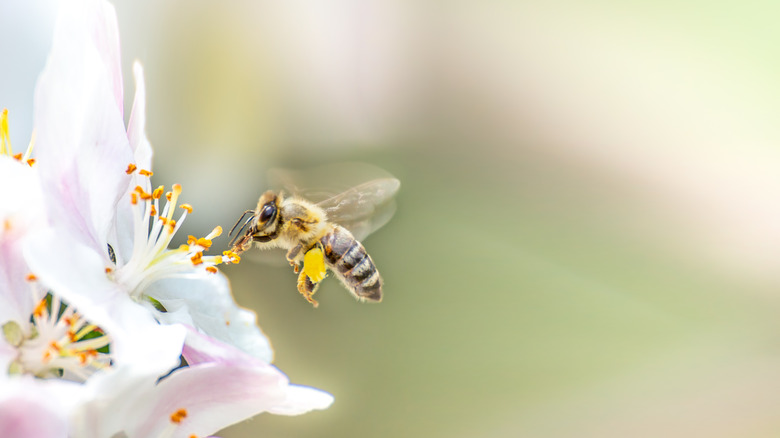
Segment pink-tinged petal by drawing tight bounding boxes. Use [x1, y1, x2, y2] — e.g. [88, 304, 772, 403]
[113, 61, 153, 263]
[71, 329, 331, 437]
[127, 61, 152, 171]
[147, 273, 274, 363]
[267, 384, 336, 416]
[23, 228, 186, 374]
[0, 157, 44, 325]
[130, 362, 289, 437]
[33, 0, 133, 254]
[0, 377, 70, 438]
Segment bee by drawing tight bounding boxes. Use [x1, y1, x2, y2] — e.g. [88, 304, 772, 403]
[228, 164, 400, 307]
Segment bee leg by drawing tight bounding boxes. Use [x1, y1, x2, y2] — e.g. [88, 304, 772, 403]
[302, 244, 327, 283]
[297, 270, 321, 308]
[286, 244, 303, 273]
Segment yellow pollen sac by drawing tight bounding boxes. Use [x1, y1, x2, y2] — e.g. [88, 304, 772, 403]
[196, 237, 212, 249]
[25, 158, 35, 167]
[180, 204, 193, 214]
[131, 193, 138, 205]
[139, 169, 153, 177]
[12, 153, 22, 161]
[165, 191, 172, 201]
[49, 341, 62, 354]
[152, 186, 164, 199]
[33, 299, 48, 318]
[150, 204, 157, 216]
[303, 247, 327, 283]
[105, 267, 113, 273]
[190, 252, 203, 265]
[187, 235, 197, 245]
[25, 273, 37, 282]
[223, 250, 241, 264]
[78, 351, 89, 365]
[206, 266, 218, 274]
[134, 186, 152, 200]
[125, 163, 137, 174]
[170, 408, 188, 424]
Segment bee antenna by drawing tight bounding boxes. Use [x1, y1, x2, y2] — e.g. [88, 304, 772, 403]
[229, 210, 255, 238]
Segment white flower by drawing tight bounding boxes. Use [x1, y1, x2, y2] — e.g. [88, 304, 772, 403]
[0, 114, 184, 386]
[70, 327, 333, 438]
[1, 1, 333, 434]
[23, 0, 270, 361]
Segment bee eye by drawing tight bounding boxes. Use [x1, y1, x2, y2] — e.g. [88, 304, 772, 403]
[259, 204, 276, 222]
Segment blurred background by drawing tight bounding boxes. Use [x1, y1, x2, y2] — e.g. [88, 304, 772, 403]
[4, 1, 780, 437]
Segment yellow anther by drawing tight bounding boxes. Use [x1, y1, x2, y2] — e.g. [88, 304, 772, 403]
[125, 163, 137, 174]
[196, 237, 212, 249]
[33, 299, 47, 318]
[180, 204, 193, 214]
[49, 341, 61, 353]
[139, 169, 153, 177]
[150, 204, 157, 216]
[12, 153, 21, 161]
[223, 250, 241, 264]
[25, 273, 37, 282]
[137, 188, 152, 201]
[26, 158, 35, 167]
[170, 408, 188, 424]
[152, 186, 164, 199]
[206, 266, 218, 274]
[190, 252, 203, 265]
[165, 191, 172, 201]
[131, 192, 138, 205]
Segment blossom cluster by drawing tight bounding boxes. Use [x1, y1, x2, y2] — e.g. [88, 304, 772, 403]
[0, 1, 332, 437]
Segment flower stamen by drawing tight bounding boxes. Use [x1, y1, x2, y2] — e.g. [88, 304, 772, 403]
[115, 168, 236, 298]
[7, 279, 113, 381]
[0, 109, 35, 165]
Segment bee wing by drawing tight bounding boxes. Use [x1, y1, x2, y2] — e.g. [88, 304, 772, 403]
[268, 163, 400, 241]
[317, 178, 400, 241]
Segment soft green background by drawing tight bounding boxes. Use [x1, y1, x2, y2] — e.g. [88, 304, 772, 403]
[3, 1, 780, 437]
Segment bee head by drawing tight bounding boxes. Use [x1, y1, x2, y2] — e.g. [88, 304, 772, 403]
[250, 190, 281, 242]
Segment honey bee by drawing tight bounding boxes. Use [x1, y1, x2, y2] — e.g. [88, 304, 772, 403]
[228, 164, 400, 307]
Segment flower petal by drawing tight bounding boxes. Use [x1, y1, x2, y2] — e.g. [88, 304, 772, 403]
[0, 376, 72, 438]
[33, 0, 132, 254]
[0, 157, 44, 326]
[113, 61, 153, 265]
[146, 273, 274, 363]
[23, 228, 186, 374]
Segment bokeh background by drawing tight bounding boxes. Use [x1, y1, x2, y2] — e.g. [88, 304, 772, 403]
[4, 1, 780, 437]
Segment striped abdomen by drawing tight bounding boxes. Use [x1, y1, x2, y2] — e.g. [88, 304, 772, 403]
[320, 225, 382, 302]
